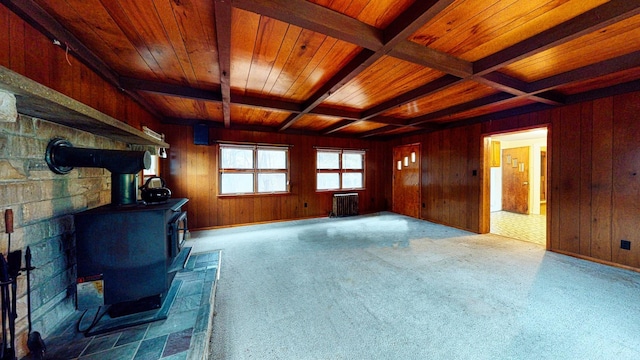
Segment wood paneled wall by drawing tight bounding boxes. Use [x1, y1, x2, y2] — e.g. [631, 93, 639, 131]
[546, 94, 640, 269]
[0, 4, 160, 130]
[400, 124, 484, 233]
[160, 125, 391, 229]
[397, 90, 640, 271]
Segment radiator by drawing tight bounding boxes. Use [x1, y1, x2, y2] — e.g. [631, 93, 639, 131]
[332, 193, 359, 217]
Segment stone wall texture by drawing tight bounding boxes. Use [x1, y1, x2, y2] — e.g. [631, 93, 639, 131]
[0, 114, 126, 357]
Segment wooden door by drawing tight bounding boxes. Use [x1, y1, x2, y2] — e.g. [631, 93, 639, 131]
[393, 144, 421, 218]
[502, 146, 530, 214]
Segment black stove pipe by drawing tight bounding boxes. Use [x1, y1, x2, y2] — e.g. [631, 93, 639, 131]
[45, 138, 151, 206]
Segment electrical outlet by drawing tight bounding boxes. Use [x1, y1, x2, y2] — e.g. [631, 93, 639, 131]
[304, 202, 307, 208]
[621, 240, 631, 250]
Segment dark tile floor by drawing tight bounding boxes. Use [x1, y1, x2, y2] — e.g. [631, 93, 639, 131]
[25, 250, 220, 360]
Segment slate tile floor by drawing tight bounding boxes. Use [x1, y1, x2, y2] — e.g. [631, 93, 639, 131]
[28, 251, 220, 360]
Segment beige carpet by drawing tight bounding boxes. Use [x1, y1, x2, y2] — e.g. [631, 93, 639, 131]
[187, 212, 640, 360]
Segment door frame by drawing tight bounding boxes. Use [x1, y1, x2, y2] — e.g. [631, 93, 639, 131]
[481, 125, 551, 249]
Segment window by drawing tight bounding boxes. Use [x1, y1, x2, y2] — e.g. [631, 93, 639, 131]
[143, 154, 159, 180]
[219, 144, 289, 195]
[316, 149, 365, 190]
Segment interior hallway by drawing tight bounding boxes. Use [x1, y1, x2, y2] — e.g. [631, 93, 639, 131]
[488, 128, 548, 248]
[190, 212, 640, 360]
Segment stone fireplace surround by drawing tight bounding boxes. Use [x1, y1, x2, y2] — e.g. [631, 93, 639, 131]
[0, 113, 127, 358]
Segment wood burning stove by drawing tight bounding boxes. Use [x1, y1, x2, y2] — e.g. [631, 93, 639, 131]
[44, 138, 191, 316]
[75, 198, 190, 314]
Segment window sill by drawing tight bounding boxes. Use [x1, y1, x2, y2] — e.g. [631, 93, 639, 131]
[316, 189, 364, 193]
[218, 192, 291, 198]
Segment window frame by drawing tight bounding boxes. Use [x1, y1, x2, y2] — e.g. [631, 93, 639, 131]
[218, 144, 290, 196]
[316, 148, 365, 191]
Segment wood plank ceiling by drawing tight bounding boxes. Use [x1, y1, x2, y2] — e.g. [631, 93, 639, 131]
[5, 0, 640, 139]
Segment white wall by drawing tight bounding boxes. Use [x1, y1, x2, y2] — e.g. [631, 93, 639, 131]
[490, 167, 502, 212]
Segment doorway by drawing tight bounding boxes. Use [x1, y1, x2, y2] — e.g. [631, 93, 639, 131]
[485, 128, 548, 246]
[392, 143, 421, 218]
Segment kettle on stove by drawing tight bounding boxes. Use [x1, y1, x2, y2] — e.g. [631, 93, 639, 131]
[139, 176, 172, 203]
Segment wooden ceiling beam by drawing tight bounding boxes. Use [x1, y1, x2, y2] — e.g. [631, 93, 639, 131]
[566, 79, 640, 104]
[162, 117, 222, 127]
[232, 0, 471, 79]
[529, 50, 640, 94]
[460, 70, 564, 108]
[13, 0, 640, 139]
[527, 91, 565, 106]
[390, 41, 472, 78]
[311, 107, 361, 121]
[474, 1, 640, 75]
[163, 117, 321, 137]
[120, 77, 222, 101]
[397, 101, 559, 138]
[278, 49, 378, 131]
[406, 92, 515, 127]
[382, 0, 473, 77]
[384, 0, 455, 44]
[361, 75, 462, 120]
[445, 103, 556, 130]
[469, 1, 640, 106]
[278, 0, 456, 131]
[231, 0, 383, 50]
[404, 79, 640, 138]
[473, 73, 564, 105]
[214, 0, 232, 128]
[120, 77, 370, 120]
[398, 49, 640, 130]
[230, 94, 301, 113]
[475, 73, 528, 95]
[325, 117, 408, 136]
[359, 125, 402, 138]
[370, 116, 410, 126]
[322, 120, 357, 135]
